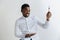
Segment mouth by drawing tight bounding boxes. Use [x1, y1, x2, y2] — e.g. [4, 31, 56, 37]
[26, 14, 29, 16]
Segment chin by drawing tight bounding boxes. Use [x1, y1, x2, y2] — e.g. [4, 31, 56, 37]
[24, 16, 29, 18]
[26, 16, 29, 17]
[26, 15, 29, 17]
[24, 14, 30, 17]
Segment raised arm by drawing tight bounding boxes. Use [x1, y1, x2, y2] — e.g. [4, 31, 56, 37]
[37, 8, 52, 28]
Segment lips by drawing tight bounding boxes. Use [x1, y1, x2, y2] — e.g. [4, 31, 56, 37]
[27, 14, 29, 16]
[26, 13, 29, 15]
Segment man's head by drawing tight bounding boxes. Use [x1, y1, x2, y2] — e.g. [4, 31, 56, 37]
[21, 4, 30, 18]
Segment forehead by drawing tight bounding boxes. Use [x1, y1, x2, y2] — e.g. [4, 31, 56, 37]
[23, 7, 30, 10]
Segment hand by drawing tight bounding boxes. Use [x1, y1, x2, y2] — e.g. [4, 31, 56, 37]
[25, 33, 36, 38]
[46, 11, 52, 21]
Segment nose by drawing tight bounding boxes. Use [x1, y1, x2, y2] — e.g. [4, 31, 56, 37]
[26, 12, 30, 14]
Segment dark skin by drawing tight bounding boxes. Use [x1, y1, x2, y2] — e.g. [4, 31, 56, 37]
[25, 33, 36, 38]
[46, 11, 52, 21]
[21, 7, 52, 38]
[21, 7, 30, 18]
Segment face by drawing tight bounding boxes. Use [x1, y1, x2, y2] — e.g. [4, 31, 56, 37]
[21, 7, 30, 17]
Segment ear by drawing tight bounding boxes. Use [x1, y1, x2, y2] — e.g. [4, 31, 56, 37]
[21, 9, 22, 12]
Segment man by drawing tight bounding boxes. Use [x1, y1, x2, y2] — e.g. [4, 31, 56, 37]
[15, 4, 52, 40]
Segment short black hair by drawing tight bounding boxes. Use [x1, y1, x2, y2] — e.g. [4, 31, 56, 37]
[21, 4, 30, 10]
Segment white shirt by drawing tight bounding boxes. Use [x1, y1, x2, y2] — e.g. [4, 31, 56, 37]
[15, 15, 49, 39]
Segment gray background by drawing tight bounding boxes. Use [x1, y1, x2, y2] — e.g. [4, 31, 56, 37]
[0, 0, 60, 40]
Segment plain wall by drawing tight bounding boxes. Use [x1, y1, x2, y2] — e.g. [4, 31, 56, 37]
[0, 0, 60, 40]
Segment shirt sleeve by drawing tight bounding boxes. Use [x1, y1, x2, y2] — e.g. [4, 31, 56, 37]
[15, 20, 25, 38]
[35, 17, 49, 29]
